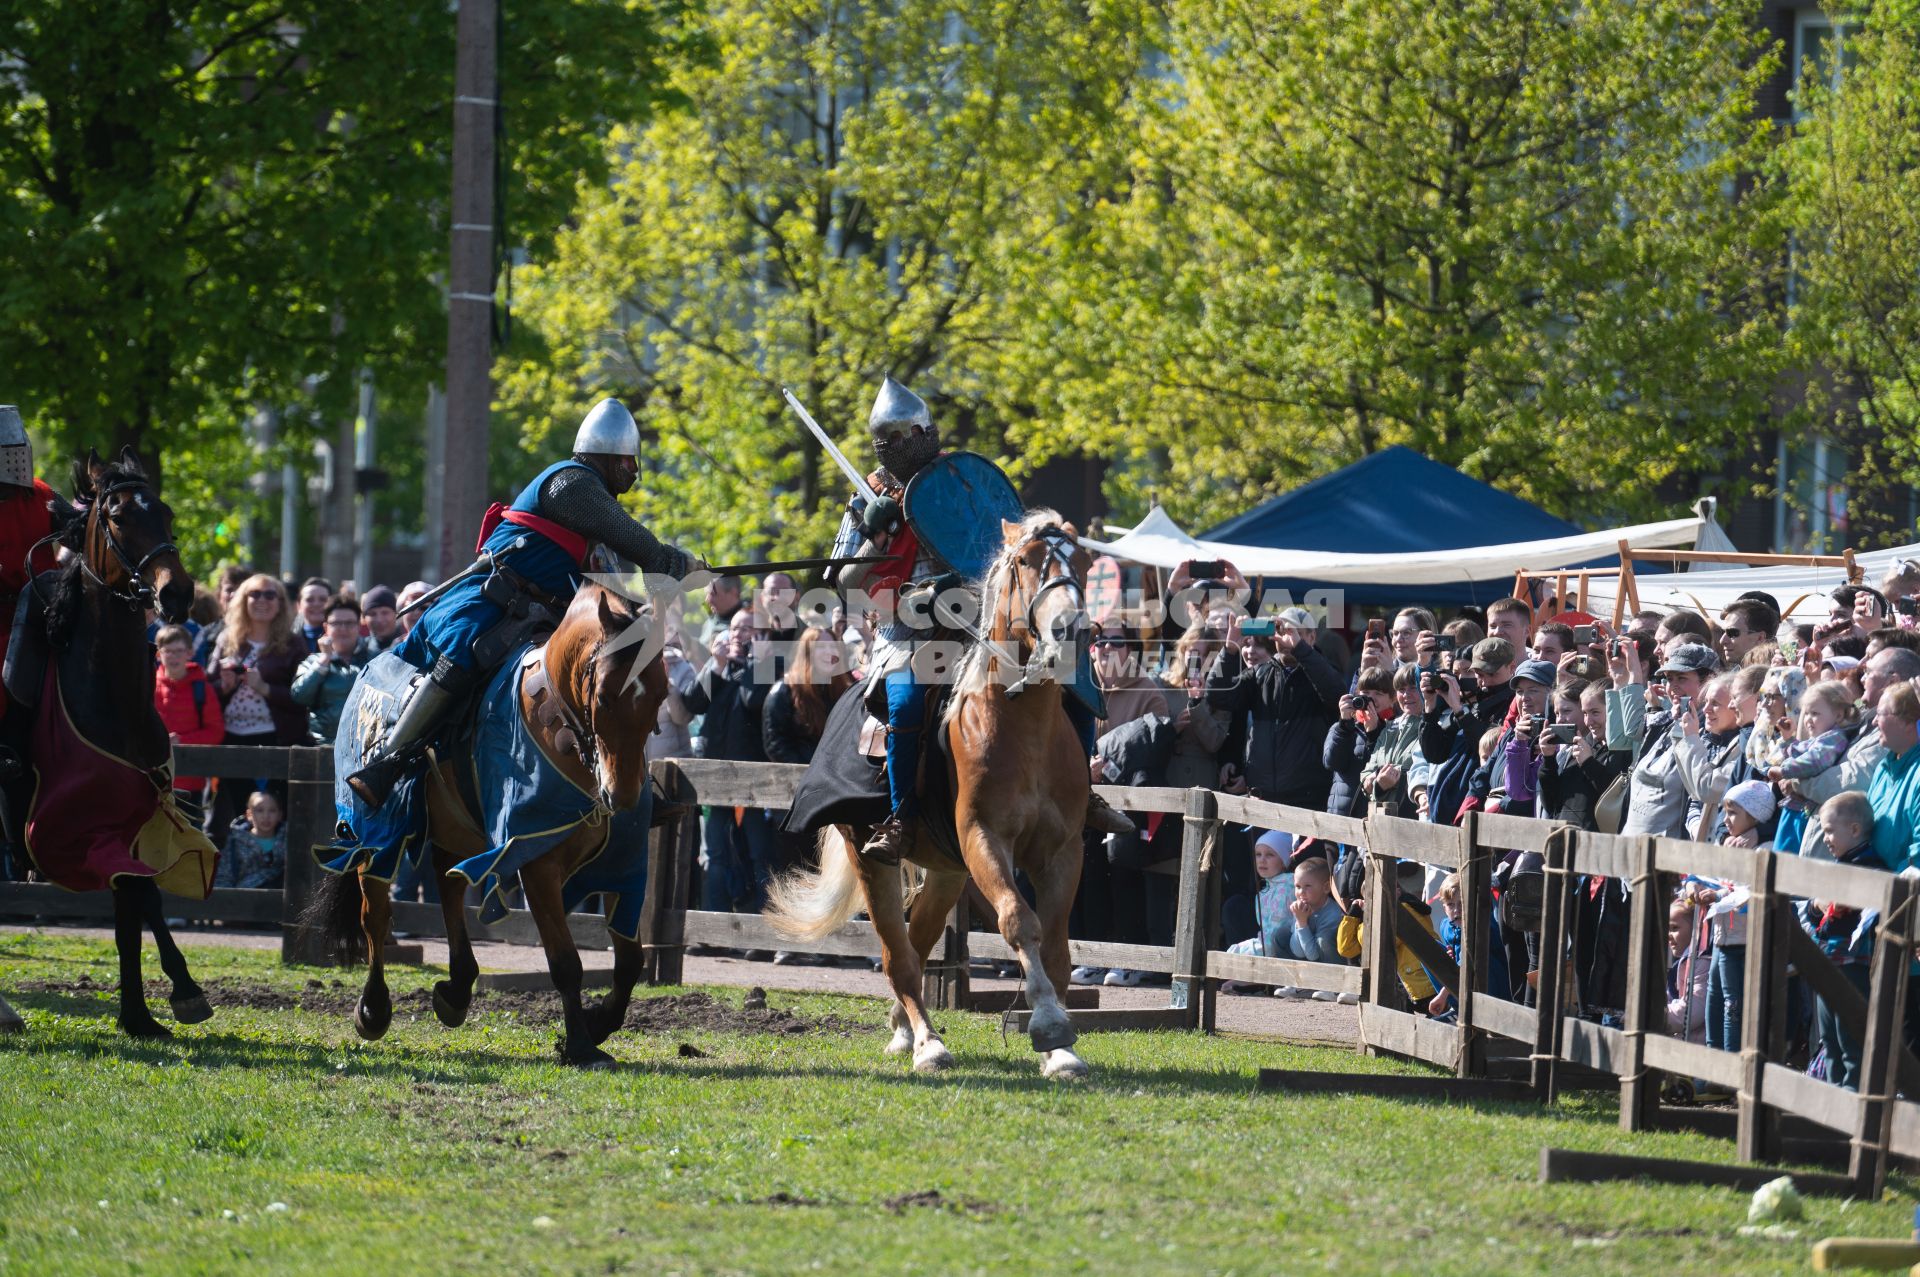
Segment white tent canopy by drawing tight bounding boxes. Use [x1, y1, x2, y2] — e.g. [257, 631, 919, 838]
[1082, 506, 1710, 588]
[1582, 544, 1919, 621]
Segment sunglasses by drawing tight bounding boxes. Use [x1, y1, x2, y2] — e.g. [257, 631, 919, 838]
[246, 589, 279, 602]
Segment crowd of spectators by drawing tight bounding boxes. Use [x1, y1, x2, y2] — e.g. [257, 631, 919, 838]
[1063, 557, 1920, 1094]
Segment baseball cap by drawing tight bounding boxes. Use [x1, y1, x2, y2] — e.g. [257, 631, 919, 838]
[362, 584, 398, 612]
[1470, 637, 1516, 672]
[1513, 659, 1558, 688]
[1655, 643, 1719, 677]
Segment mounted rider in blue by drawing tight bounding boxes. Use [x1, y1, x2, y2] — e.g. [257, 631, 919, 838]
[826, 377, 1132, 866]
[346, 399, 704, 807]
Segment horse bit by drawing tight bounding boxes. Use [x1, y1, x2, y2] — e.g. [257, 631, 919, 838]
[85, 480, 178, 610]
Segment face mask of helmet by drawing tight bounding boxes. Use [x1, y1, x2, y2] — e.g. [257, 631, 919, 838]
[875, 424, 939, 480]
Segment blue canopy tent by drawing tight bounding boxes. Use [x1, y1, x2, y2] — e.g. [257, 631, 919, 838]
[1200, 447, 1592, 609]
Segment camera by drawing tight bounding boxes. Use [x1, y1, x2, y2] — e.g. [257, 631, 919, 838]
[1897, 597, 1919, 618]
[1345, 694, 1370, 713]
[1456, 674, 1481, 697]
[1548, 723, 1578, 745]
[1186, 559, 1224, 581]
[1572, 624, 1596, 646]
[1434, 634, 1457, 654]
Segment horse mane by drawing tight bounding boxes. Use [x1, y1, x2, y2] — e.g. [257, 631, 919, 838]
[44, 453, 144, 649]
[938, 507, 1063, 733]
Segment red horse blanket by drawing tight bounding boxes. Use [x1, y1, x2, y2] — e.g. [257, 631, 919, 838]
[23, 668, 217, 897]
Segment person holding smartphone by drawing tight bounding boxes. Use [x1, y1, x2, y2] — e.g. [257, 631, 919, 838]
[1207, 607, 1346, 810]
[1415, 637, 1517, 827]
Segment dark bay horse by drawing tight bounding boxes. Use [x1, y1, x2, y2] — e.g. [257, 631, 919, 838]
[8, 448, 209, 1037]
[312, 582, 668, 1067]
[769, 510, 1096, 1079]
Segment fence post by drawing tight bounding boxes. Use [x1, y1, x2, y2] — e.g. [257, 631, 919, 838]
[280, 746, 334, 966]
[1849, 874, 1912, 1198]
[1618, 835, 1664, 1133]
[1169, 787, 1218, 1029]
[1530, 826, 1574, 1103]
[1455, 814, 1488, 1079]
[1736, 847, 1787, 1165]
[1360, 835, 1403, 1058]
[925, 895, 970, 1012]
[642, 762, 696, 986]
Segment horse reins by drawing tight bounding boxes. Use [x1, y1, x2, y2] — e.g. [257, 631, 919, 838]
[82, 480, 178, 611]
[996, 525, 1088, 699]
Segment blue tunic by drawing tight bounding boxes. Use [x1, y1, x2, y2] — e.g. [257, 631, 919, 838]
[398, 460, 593, 674]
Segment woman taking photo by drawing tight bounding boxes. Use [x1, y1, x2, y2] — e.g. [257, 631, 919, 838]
[208, 574, 308, 832]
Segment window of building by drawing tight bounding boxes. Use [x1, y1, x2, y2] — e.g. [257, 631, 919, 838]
[1774, 434, 1850, 553]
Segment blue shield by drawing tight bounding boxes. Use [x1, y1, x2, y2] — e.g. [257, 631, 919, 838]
[903, 452, 1024, 581]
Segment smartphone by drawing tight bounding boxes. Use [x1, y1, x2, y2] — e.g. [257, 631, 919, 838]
[1434, 634, 1457, 654]
[1366, 618, 1387, 641]
[1676, 695, 1692, 715]
[1240, 617, 1276, 637]
[1572, 624, 1596, 645]
[1548, 723, 1577, 744]
[1186, 559, 1224, 581]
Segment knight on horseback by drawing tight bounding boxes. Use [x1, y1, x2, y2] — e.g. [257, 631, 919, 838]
[825, 377, 1131, 866]
[347, 399, 706, 807]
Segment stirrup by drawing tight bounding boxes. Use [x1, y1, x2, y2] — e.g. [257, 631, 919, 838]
[1085, 791, 1133, 835]
[860, 813, 911, 867]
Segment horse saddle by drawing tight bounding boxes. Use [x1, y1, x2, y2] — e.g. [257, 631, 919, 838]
[3, 573, 52, 712]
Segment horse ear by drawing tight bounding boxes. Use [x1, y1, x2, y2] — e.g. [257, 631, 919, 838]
[596, 587, 619, 633]
[1061, 521, 1079, 541]
[73, 448, 105, 498]
[117, 444, 142, 475]
[1001, 518, 1023, 543]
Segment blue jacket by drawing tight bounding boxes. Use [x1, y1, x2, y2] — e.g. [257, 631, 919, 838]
[1869, 743, 1920, 872]
[399, 460, 591, 674]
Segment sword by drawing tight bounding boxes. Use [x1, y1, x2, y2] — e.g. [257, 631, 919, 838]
[703, 555, 889, 578]
[782, 386, 880, 506]
[396, 535, 529, 616]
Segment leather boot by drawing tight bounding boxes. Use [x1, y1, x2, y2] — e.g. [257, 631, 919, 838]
[860, 812, 912, 867]
[1085, 791, 1134, 835]
[347, 676, 458, 808]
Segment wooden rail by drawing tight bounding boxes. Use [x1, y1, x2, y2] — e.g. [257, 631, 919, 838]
[7, 741, 1917, 1195]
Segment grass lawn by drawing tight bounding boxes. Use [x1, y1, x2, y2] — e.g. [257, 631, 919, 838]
[1, 930, 1913, 1276]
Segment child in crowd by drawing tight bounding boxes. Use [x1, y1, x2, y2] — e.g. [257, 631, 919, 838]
[1667, 895, 1710, 1044]
[1799, 792, 1887, 1089]
[1335, 858, 1439, 1008]
[216, 789, 286, 890]
[1225, 831, 1295, 991]
[1720, 779, 1776, 851]
[1426, 871, 1510, 1018]
[152, 623, 224, 830]
[1745, 665, 1806, 774]
[1769, 680, 1857, 853]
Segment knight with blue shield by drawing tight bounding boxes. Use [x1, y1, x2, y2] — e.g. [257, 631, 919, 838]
[828, 377, 1132, 865]
[346, 399, 705, 807]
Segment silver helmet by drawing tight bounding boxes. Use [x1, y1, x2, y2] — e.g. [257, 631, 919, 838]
[0, 406, 30, 489]
[867, 377, 938, 480]
[572, 398, 640, 457]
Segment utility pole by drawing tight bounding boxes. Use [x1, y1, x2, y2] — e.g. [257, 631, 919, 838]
[438, 0, 498, 582]
[353, 369, 377, 590]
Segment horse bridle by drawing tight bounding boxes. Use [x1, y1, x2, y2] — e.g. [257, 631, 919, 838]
[82, 479, 178, 611]
[998, 525, 1088, 698]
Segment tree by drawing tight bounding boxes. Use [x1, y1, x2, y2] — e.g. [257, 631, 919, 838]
[1781, 0, 1920, 548]
[495, 0, 1152, 563]
[0, 0, 691, 561]
[1011, 0, 1792, 531]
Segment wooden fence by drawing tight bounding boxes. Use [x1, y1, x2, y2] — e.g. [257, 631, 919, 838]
[2, 743, 1915, 1194]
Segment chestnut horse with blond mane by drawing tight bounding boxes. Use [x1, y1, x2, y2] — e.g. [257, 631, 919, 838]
[769, 510, 1096, 1079]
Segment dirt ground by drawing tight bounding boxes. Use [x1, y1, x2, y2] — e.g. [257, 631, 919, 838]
[0, 922, 1361, 1044]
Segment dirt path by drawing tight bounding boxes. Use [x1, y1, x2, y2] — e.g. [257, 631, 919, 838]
[0, 923, 1360, 1044]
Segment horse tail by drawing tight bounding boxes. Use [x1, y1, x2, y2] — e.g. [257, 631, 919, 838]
[765, 826, 864, 942]
[299, 868, 367, 968]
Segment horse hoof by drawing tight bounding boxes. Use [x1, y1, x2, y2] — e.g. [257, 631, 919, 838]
[912, 1041, 956, 1073]
[170, 994, 214, 1025]
[354, 999, 391, 1042]
[1041, 1048, 1089, 1081]
[120, 1016, 172, 1040]
[1028, 1012, 1077, 1054]
[431, 982, 469, 1028]
[565, 1045, 617, 1070]
[883, 1026, 914, 1057]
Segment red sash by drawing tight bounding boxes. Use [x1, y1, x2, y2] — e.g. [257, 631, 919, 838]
[475, 503, 591, 567]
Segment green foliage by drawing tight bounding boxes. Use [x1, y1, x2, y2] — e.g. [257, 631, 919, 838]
[0, 0, 693, 512]
[496, 0, 1154, 562]
[1013, 0, 1793, 531]
[1781, 1, 1920, 546]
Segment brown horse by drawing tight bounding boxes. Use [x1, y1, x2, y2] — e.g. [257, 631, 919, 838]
[313, 581, 667, 1067]
[7, 448, 209, 1038]
[769, 510, 1096, 1079]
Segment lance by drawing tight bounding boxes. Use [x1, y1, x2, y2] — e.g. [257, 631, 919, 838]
[702, 554, 889, 578]
[395, 535, 530, 616]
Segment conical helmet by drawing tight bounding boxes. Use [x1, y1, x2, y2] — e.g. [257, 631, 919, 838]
[0, 406, 31, 489]
[572, 398, 640, 456]
[867, 377, 931, 445]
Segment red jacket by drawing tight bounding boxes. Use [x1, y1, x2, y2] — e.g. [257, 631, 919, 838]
[154, 662, 225, 792]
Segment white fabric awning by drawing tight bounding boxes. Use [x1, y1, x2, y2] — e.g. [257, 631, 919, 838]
[1580, 544, 1919, 621]
[1082, 507, 1706, 587]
